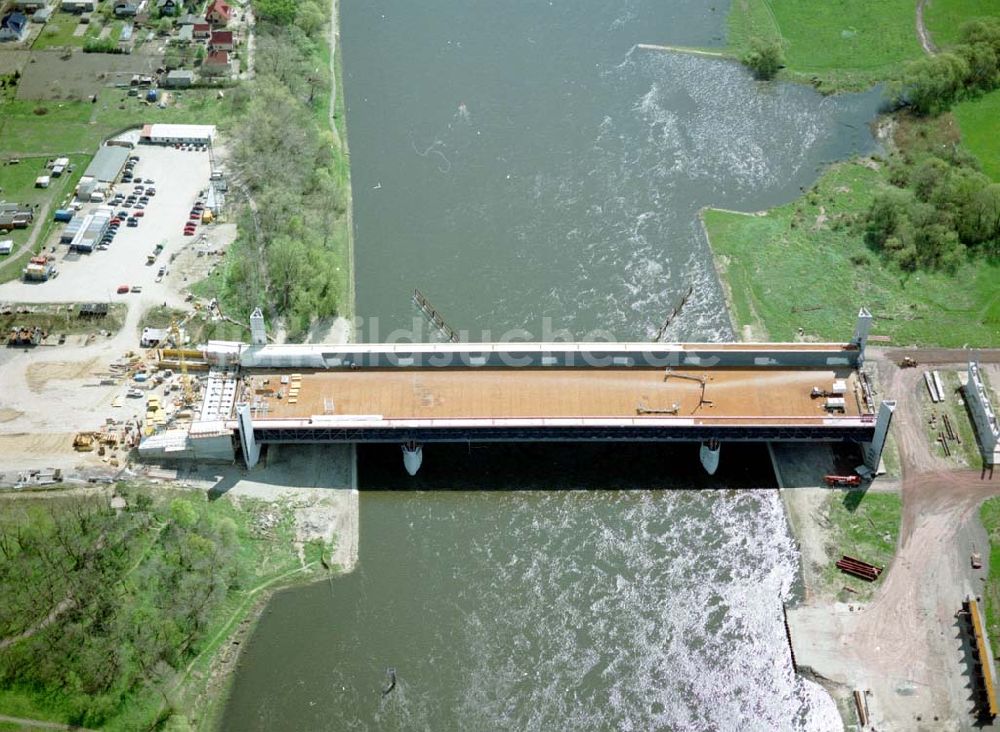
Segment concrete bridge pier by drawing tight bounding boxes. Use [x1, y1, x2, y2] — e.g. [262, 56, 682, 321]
[237, 404, 261, 469]
[402, 442, 423, 476]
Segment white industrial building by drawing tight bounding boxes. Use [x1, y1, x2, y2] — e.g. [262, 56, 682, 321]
[69, 208, 112, 252]
[139, 123, 216, 145]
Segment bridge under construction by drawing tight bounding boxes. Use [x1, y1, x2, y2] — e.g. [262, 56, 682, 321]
[139, 309, 895, 476]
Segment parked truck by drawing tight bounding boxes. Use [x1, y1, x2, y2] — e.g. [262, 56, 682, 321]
[23, 256, 56, 281]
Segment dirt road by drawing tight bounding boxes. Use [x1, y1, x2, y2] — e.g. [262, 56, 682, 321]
[916, 0, 939, 55]
[790, 353, 1000, 729]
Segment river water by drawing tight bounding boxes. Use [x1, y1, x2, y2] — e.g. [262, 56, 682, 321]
[221, 0, 885, 729]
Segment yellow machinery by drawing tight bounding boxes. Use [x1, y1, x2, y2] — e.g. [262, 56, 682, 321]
[169, 319, 197, 408]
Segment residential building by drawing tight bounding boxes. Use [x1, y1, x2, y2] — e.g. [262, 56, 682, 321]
[61, 0, 96, 12]
[208, 29, 232, 51]
[192, 21, 209, 38]
[204, 0, 230, 25]
[0, 11, 28, 41]
[114, 1, 140, 17]
[164, 69, 195, 88]
[0, 202, 34, 230]
[201, 49, 229, 75]
[8, 0, 49, 13]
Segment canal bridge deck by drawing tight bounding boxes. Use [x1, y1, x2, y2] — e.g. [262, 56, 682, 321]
[238, 367, 864, 425]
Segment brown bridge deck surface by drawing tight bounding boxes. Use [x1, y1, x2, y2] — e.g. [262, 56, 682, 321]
[243, 368, 864, 423]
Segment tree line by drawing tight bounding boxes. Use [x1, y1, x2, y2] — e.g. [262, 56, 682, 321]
[0, 491, 242, 728]
[864, 18, 1000, 272]
[895, 19, 1000, 115]
[214, 0, 349, 340]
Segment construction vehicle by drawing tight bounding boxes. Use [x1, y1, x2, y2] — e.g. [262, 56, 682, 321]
[73, 433, 95, 451]
[899, 356, 918, 368]
[972, 546, 983, 569]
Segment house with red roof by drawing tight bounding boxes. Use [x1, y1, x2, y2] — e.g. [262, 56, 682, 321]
[209, 29, 233, 51]
[202, 49, 230, 75]
[204, 0, 231, 25]
[192, 22, 211, 39]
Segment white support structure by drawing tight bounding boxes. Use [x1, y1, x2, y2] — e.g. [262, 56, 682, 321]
[250, 307, 267, 346]
[237, 404, 261, 468]
[852, 307, 873, 363]
[864, 399, 896, 470]
[965, 361, 999, 467]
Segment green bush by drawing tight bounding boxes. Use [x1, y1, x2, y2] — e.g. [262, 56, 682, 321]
[895, 18, 1000, 114]
[742, 37, 784, 80]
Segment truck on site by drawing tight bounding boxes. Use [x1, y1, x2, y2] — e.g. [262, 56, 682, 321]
[23, 256, 56, 281]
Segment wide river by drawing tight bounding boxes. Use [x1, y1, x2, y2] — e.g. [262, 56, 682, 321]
[221, 0, 884, 729]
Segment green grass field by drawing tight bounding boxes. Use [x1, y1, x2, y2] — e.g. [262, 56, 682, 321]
[704, 161, 1000, 346]
[728, 0, 924, 89]
[821, 490, 902, 600]
[924, 0, 1000, 47]
[954, 89, 1000, 181]
[0, 89, 238, 159]
[31, 13, 101, 50]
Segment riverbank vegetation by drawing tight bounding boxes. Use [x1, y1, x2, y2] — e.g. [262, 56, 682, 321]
[0, 487, 315, 730]
[728, 0, 999, 92]
[204, 3, 351, 341]
[820, 490, 902, 601]
[705, 110, 999, 346]
[727, 0, 923, 91]
[894, 19, 1000, 115]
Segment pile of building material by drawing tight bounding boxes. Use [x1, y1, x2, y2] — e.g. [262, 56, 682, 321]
[6, 325, 43, 346]
[836, 555, 883, 582]
[924, 370, 946, 403]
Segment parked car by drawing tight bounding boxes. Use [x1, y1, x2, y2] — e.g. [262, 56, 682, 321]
[130, 285, 142, 293]
[117, 284, 129, 294]
[127, 218, 138, 227]
[133, 210, 144, 218]
[139, 196, 149, 203]
[134, 203, 145, 210]
[146, 188, 156, 196]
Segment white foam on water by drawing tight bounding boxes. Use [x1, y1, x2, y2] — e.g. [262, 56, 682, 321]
[445, 490, 841, 731]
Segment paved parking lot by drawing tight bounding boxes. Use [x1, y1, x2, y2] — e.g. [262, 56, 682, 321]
[0, 144, 212, 307]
